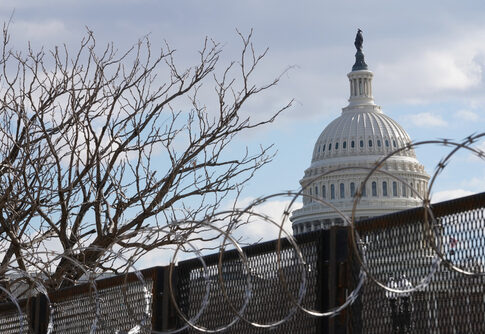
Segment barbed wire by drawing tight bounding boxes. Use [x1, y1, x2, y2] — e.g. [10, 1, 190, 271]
[1, 133, 485, 332]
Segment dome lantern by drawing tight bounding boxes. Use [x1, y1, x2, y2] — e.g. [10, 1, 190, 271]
[347, 30, 375, 108]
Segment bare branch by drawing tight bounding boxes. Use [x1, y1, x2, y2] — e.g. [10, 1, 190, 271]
[0, 28, 290, 290]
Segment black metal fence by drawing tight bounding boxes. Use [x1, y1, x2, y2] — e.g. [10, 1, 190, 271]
[176, 230, 323, 333]
[1, 192, 485, 333]
[354, 192, 485, 333]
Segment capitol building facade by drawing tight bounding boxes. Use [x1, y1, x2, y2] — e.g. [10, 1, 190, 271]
[291, 31, 429, 235]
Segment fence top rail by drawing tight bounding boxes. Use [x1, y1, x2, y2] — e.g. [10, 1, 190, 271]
[0, 296, 29, 313]
[178, 230, 325, 271]
[47, 266, 165, 302]
[355, 191, 485, 232]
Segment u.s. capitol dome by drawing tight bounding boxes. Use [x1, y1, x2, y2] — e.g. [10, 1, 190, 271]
[291, 31, 429, 235]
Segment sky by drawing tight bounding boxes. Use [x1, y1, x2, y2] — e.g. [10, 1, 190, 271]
[2, 1, 485, 265]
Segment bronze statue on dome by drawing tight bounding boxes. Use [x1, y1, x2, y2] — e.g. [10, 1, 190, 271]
[352, 29, 368, 71]
[354, 29, 363, 51]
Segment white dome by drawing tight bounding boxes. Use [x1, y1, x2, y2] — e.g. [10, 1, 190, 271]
[291, 54, 429, 235]
[312, 108, 414, 163]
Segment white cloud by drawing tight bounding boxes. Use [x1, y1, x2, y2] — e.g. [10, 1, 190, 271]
[227, 197, 302, 244]
[375, 28, 485, 104]
[431, 189, 474, 203]
[136, 247, 176, 268]
[239, 207, 299, 241]
[135, 198, 303, 268]
[11, 20, 68, 40]
[460, 175, 485, 192]
[455, 109, 480, 121]
[406, 112, 448, 127]
[378, 51, 481, 96]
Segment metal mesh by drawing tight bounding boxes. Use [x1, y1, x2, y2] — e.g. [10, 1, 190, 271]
[178, 238, 320, 333]
[353, 193, 485, 333]
[50, 279, 153, 334]
[1, 194, 484, 333]
[0, 308, 30, 334]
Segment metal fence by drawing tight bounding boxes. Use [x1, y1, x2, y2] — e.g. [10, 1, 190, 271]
[353, 192, 485, 333]
[0, 298, 30, 334]
[176, 231, 322, 333]
[1, 192, 485, 333]
[0, 267, 169, 333]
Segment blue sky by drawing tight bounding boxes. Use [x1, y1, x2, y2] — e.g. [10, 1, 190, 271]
[2, 1, 485, 262]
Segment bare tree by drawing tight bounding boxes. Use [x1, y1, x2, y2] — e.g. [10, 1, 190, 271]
[0, 26, 291, 291]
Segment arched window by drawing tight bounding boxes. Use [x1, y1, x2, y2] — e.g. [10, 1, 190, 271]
[368, 140, 373, 147]
[329, 143, 332, 151]
[393, 140, 397, 148]
[340, 183, 345, 199]
[315, 186, 318, 196]
[382, 181, 388, 196]
[322, 144, 325, 152]
[393, 181, 398, 197]
[385, 139, 389, 147]
[318, 146, 320, 152]
[360, 140, 364, 148]
[335, 142, 339, 150]
[410, 182, 414, 197]
[372, 181, 377, 197]
[322, 185, 326, 199]
[350, 182, 356, 197]
[377, 140, 381, 147]
[402, 182, 407, 197]
[343, 141, 347, 149]
[331, 184, 335, 200]
[361, 183, 367, 197]
[351, 141, 355, 148]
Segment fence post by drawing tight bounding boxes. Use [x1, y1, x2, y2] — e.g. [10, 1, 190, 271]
[29, 295, 38, 334]
[150, 266, 180, 331]
[162, 266, 179, 331]
[347, 226, 362, 334]
[335, 226, 350, 334]
[316, 229, 330, 333]
[151, 266, 165, 331]
[328, 227, 337, 334]
[31, 294, 48, 334]
[327, 226, 351, 334]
